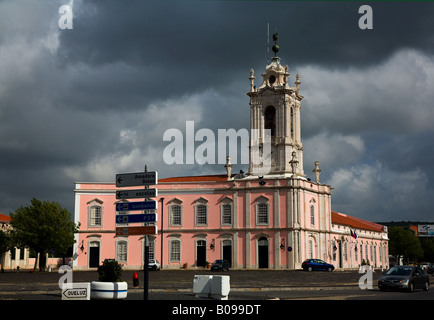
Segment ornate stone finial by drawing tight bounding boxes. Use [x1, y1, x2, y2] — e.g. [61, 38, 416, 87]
[249, 68, 255, 92]
[295, 73, 301, 91]
[224, 155, 233, 180]
[313, 160, 321, 183]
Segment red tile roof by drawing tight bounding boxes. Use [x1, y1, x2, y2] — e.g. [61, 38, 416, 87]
[159, 174, 232, 183]
[0, 213, 12, 222]
[331, 211, 385, 232]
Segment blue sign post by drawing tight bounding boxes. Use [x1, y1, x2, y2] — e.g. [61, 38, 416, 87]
[115, 201, 157, 212]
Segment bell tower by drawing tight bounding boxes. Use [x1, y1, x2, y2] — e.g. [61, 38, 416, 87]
[247, 32, 305, 177]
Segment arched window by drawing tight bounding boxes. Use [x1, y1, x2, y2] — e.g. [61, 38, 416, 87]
[264, 106, 276, 137]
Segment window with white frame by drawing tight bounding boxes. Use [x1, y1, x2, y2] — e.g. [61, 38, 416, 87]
[365, 244, 368, 261]
[355, 242, 358, 261]
[344, 242, 348, 261]
[310, 204, 315, 226]
[332, 240, 337, 261]
[117, 240, 128, 262]
[89, 205, 102, 227]
[221, 203, 232, 225]
[256, 203, 268, 225]
[308, 239, 313, 259]
[148, 239, 155, 260]
[374, 245, 377, 265]
[195, 204, 207, 225]
[170, 205, 182, 226]
[170, 239, 181, 262]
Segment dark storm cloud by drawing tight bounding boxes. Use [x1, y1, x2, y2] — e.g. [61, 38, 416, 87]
[1, 0, 434, 224]
[59, 2, 434, 68]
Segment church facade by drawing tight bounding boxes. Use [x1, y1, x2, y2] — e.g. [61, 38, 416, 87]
[72, 43, 389, 270]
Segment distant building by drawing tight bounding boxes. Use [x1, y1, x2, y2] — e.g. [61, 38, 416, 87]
[73, 38, 389, 270]
[0, 213, 30, 270]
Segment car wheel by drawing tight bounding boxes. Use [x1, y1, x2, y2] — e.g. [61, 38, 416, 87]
[423, 281, 429, 291]
[307, 267, 313, 272]
[327, 267, 333, 272]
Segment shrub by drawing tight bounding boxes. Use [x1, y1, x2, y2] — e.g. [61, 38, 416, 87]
[97, 259, 123, 282]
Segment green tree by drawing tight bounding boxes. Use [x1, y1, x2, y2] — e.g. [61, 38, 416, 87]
[0, 230, 13, 270]
[388, 226, 423, 264]
[9, 198, 79, 271]
[420, 237, 434, 262]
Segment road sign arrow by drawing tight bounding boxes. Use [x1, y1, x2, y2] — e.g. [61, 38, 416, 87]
[116, 171, 158, 187]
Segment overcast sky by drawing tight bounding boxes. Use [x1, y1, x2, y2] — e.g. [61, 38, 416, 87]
[1, 0, 434, 223]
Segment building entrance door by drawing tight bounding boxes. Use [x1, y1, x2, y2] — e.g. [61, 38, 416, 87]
[222, 240, 232, 267]
[89, 241, 100, 268]
[258, 237, 269, 268]
[196, 240, 206, 267]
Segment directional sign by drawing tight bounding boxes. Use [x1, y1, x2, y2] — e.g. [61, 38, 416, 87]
[116, 213, 157, 224]
[116, 188, 158, 200]
[115, 201, 157, 212]
[116, 171, 158, 187]
[116, 226, 158, 236]
[61, 283, 90, 300]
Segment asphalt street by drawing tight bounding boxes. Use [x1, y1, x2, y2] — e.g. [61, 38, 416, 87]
[0, 268, 383, 300]
[1, 269, 429, 318]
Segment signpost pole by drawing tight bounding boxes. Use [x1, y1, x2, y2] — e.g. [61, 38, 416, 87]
[144, 234, 149, 300]
[144, 165, 149, 301]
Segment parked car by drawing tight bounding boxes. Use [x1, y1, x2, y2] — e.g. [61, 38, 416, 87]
[302, 259, 334, 272]
[378, 265, 429, 292]
[419, 262, 431, 271]
[210, 259, 230, 271]
[427, 265, 434, 274]
[148, 259, 160, 271]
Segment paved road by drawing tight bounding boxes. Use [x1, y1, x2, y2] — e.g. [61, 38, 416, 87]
[1, 268, 433, 300]
[1, 269, 429, 318]
[0, 268, 382, 300]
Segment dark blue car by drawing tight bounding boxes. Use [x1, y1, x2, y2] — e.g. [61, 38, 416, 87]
[302, 259, 334, 272]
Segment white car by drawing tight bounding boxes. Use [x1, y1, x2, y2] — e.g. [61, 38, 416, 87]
[148, 259, 160, 271]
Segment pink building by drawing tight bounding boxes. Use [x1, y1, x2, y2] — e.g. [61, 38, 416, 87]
[73, 42, 388, 270]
